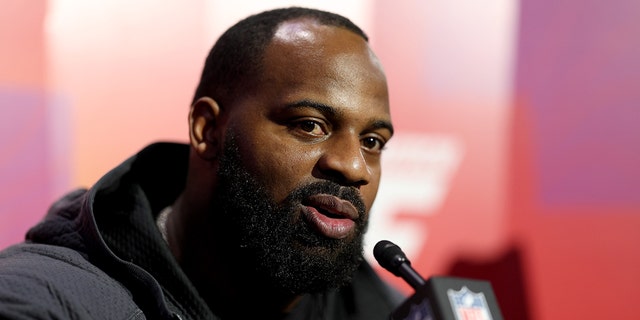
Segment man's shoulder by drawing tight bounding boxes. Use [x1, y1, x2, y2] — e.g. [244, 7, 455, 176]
[0, 243, 143, 319]
[0, 242, 99, 276]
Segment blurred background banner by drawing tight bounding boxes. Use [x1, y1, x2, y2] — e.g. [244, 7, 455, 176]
[1, 1, 638, 319]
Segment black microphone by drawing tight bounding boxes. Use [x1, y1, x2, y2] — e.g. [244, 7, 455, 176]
[374, 240, 504, 320]
[373, 240, 426, 290]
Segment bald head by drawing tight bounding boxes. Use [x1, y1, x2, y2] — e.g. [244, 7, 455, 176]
[191, 7, 368, 108]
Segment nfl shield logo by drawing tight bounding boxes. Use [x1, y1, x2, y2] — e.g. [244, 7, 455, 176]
[447, 286, 493, 320]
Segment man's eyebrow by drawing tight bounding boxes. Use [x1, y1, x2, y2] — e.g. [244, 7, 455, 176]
[284, 99, 337, 117]
[284, 99, 394, 135]
[370, 119, 394, 136]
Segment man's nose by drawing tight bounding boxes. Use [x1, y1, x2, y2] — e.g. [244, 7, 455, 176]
[315, 135, 371, 187]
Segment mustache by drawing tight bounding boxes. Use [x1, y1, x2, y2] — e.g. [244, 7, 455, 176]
[283, 181, 367, 222]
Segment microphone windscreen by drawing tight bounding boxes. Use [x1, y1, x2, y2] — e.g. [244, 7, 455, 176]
[373, 240, 410, 276]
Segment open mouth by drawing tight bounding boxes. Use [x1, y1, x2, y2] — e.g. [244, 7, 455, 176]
[300, 194, 358, 239]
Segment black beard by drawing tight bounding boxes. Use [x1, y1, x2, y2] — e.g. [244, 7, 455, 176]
[212, 133, 368, 295]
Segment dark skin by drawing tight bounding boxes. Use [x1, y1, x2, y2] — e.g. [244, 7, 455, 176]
[166, 18, 393, 317]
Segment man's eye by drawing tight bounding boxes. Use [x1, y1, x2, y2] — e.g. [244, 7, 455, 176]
[295, 120, 325, 136]
[362, 136, 386, 152]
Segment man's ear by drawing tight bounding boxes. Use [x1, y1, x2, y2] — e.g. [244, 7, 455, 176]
[189, 97, 222, 161]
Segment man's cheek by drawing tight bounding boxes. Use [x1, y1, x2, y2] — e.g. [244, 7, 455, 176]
[265, 164, 311, 203]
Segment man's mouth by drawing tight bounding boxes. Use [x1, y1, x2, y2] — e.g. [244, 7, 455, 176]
[300, 194, 358, 239]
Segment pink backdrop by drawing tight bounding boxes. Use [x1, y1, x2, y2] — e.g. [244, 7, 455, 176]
[1, 1, 639, 319]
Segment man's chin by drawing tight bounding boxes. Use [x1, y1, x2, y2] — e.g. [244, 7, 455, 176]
[272, 236, 364, 293]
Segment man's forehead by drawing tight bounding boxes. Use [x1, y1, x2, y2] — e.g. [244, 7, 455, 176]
[273, 18, 328, 45]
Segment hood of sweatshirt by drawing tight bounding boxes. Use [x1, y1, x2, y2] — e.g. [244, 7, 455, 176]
[25, 143, 215, 319]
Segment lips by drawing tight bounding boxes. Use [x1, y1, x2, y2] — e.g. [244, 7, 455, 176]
[301, 194, 359, 239]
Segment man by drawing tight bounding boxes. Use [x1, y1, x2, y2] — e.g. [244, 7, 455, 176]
[0, 7, 401, 319]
